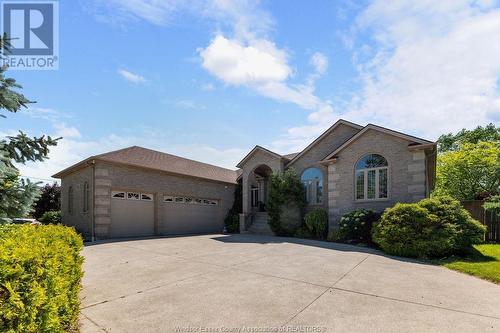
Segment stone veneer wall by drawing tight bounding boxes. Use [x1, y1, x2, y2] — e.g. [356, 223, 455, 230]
[93, 164, 112, 239]
[287, 123, 360, 213]
[326, 129, 429, 229]
[61, 165, 94, 240]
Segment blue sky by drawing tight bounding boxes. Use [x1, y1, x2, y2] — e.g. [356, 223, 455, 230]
[3, 0, 500, 182]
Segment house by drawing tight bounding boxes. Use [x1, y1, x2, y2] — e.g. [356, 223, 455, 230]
[53, 119, 436, 240]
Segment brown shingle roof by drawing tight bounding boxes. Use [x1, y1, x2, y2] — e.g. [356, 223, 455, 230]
[53, 146, 239, 184]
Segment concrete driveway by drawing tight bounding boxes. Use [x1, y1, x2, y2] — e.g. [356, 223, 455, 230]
[80, 234, 500, 333]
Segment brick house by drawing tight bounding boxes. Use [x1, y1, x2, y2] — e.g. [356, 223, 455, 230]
[53, 119, 436, 240]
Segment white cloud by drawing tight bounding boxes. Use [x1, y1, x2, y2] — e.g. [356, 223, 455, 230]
[53, 123, 82, 138]
[117, 69, 147, 84]
[201, 82, 215, 91]
[310, 52, 328, 76]
[200, 35, 291, 85]
[341, 0, 500, 139]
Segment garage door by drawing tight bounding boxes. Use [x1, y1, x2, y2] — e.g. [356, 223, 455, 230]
[110, 191, 154, 238]
[161, 195, 221, 234]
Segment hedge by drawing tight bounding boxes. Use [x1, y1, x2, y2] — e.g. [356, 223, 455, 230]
[0, 224, 84, 332]
[372, 196, 486, 258]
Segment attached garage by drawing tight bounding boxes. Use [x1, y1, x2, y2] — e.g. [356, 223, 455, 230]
[54, 146, 237, 240]
[161, 195, 222, 234]
[110, 191, 155, 238]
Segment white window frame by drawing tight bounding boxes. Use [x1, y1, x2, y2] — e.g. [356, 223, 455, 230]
[174, 197, 185, 203]
[141, 193, 153, 201]
[112, 191, 126, 199]
[355, 166, 389, 201]
[127, 192, 140, 200]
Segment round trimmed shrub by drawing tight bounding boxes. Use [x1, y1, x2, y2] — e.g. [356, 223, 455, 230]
[304, 208, 328, 239]
[338, 209, 379, 243]
[419, 196, 485, 251]
[372, 196, 486, 258]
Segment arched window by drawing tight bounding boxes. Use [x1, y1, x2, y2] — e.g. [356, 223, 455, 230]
[355, 154, 388, 200]
[83, 182, 89, 213]
[301, 168, 323, 204]
[68, 186, 74, 214]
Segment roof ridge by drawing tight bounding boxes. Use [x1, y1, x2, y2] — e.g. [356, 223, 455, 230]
[101, 145, 238, 173]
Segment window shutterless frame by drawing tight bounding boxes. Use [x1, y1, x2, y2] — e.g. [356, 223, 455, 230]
[354, 154, 389, 201]
[355, 166, 389, 200]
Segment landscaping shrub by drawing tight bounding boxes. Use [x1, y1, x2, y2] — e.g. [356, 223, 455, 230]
[338, 209, 380, 244]
[267, 169, 306, 236]
[224, 183, 242, 233]
[419, 196, 485, 251]
[304, 208, 328, 239]
[294, 226, 313, 239]
[372, 196, 486, 258]
[38, 210, 61, 225]
[224, 214, 239, 233]
[0, 224, 84, 332]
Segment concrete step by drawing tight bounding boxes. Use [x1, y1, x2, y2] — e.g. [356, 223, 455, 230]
[248, 213, 274, 235]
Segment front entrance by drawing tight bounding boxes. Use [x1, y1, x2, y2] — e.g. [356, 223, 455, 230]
[248, 164, 272, 212]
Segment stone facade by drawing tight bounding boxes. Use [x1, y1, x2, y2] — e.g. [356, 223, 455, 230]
[61, 161, 236, 240]
[59, 120, 435, 239]
[237, 123, 435, 232]
[287, 123, 360, 213]
[61, 165, 94, 240]
[325, 129, 430, 227]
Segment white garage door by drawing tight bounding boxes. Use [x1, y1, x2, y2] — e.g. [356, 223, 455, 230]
[161, 195, 221, 234]
[110, 191, 154, 238]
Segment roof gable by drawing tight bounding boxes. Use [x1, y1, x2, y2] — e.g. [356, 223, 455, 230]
[236, 145, 284, 168]
[322, 124, 434, 161]
[287, 119, 363, 166]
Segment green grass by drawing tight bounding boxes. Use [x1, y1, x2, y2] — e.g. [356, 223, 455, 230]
[437, 244, 500, 284]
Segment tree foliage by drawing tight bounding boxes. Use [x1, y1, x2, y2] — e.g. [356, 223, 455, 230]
[32, 183, 61, 218]
[0, 35, 59, 218]
[437, 123, 500, 153]
[267, 168, 306, 235]
[434, 142, 499, 200]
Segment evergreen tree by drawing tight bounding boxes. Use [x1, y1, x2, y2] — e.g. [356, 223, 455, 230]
[0, 34, 59, 219]
[32, 182, 61, 218]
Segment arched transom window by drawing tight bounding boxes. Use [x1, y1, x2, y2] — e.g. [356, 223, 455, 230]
[355, 154, 388, 200]
[301, 168, 323, 204]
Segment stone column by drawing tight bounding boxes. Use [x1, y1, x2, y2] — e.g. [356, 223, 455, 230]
[327, 163, 341, 229]
[240, 173, 249, 232]
[407, 150, 427, 201]
[94, 166, 112, 239]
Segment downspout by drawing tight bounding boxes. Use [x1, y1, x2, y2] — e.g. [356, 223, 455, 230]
[89, 160, 96, 242]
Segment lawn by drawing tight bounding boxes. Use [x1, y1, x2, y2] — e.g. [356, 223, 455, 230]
[438, 244, 500, 284]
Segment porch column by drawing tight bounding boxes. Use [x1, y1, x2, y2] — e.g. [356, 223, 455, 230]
[240, 172, 250, 232]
